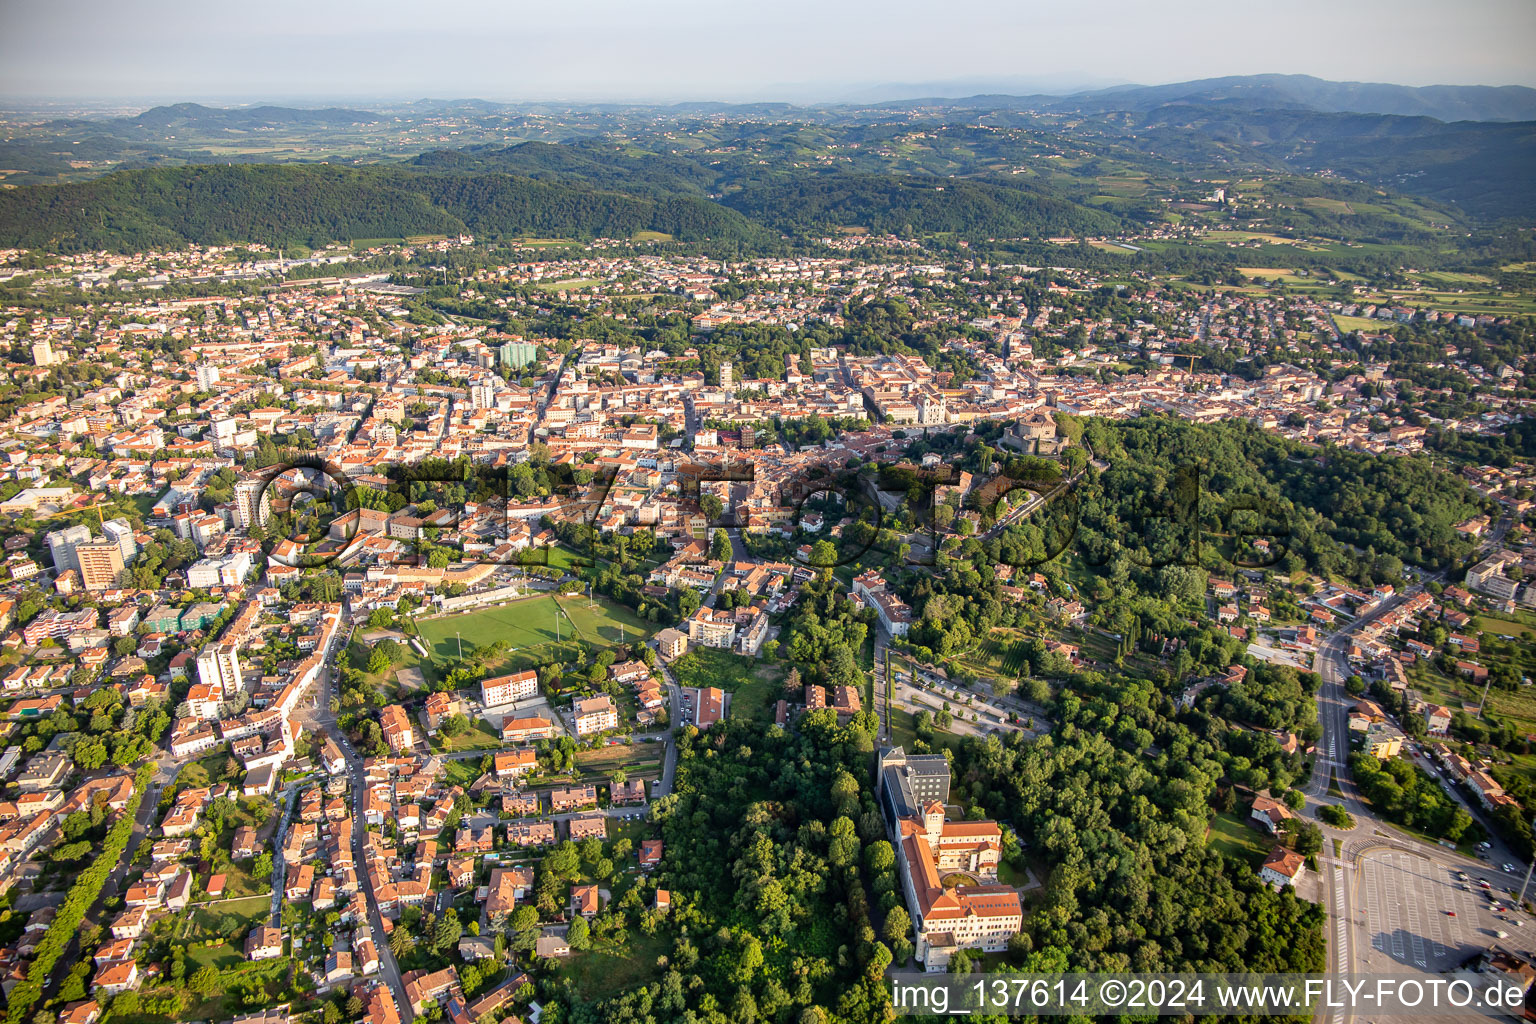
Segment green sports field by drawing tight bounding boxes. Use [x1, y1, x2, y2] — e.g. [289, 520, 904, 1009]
[414, 593, 654, 664]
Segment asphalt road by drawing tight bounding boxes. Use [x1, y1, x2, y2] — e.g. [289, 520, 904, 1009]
[299, 625, 415, 1021]
[1305, 560, 1532, 1024]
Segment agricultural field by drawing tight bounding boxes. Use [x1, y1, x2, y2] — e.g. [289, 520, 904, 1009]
[575, 741, 664, 775]
[1092, 175, 1152, 197]
[959, 629, 1030, 677]
[1237, 266, 1324, 285]
[1200, 229, 1333, 251]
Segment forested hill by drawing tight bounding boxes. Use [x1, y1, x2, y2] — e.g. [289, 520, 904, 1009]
[0, 160, 1137, 253]
[720, 174, 1120, 237]
[0, 164, 777, 253]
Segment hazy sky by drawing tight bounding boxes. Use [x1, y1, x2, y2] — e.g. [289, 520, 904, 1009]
[3, 0, 1534, 105]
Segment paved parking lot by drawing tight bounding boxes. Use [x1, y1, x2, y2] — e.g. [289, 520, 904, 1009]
[891, 674, 1041, 741]
[1359, 850, 1522, 972]
[480, 695, 566, 735]
[1246, 639, 1311, 670]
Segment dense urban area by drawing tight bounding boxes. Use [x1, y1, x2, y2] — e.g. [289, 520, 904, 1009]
[0, 75, 1532, 1024]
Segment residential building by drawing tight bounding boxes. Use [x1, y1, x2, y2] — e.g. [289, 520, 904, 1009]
[380, 705, 414, 753]
[656, 628, 688, 660]
[196, 642, 243, 699]
[481, 670, 537, 708]
[75, 540, 124, 592]
[1260, 847, 1306, 889]
[573, 696, 618, 736]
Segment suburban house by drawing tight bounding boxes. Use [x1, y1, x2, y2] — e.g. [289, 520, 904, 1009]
[1260, 847, 1306, 889]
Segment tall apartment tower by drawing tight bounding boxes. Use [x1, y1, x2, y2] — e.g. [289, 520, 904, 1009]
[195, 363, 221, 390]
[31, 340, 56, 367]
[232, 479, 271, 531]
[101, 518, 137, 566]
[75, 540, 125, 593]
[45, 524, 92, 574]
[719, 361, 733, 390]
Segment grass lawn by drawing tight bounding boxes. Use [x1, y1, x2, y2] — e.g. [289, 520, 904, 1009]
[670, 647, 758, 692]
[1474, 608, 1536, 641]
[560, 595, 654, 646]
[445, 759, 483, 789]
[561, 930, 670, 1000]
[888, 706, 918, 749]
[431, 717, 503, 753]
[888, 706, 962, 755]
[185, 894, 269, 939]
[1206, 811, 1269, 865]
[670, 646, 785, 721]
[174, 894, 274, 978]
[997, 858, 1032, 888]
[415, 594, 652, 667]
[187, 941, 249, 971]
[1334, 314, 1381, 333]
[125, 957, 298, 1023]
[608, 817, 653, 850]
[729, 664, 785, 722]
[207, 852, 268, 900]
[536, 277, 602, 291]
[540, 542, 666, 578]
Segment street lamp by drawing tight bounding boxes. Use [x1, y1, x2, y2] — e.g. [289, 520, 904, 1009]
[1518, 821, 1536, 910]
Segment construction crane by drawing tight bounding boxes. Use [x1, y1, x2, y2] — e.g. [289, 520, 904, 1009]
[37, 500, 110, 531]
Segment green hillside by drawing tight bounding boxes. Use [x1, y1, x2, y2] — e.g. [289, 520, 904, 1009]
[0, 163, 773, 253]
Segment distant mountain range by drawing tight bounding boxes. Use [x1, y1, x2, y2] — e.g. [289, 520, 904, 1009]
[394, 74, 1536, 123]
[1076, 75, 1536, 122]
[1, 73, 1531, 254]
[124, 102, 380, 128]
[32, 74, 1536, 129]
[890, 75, 1536, 124]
